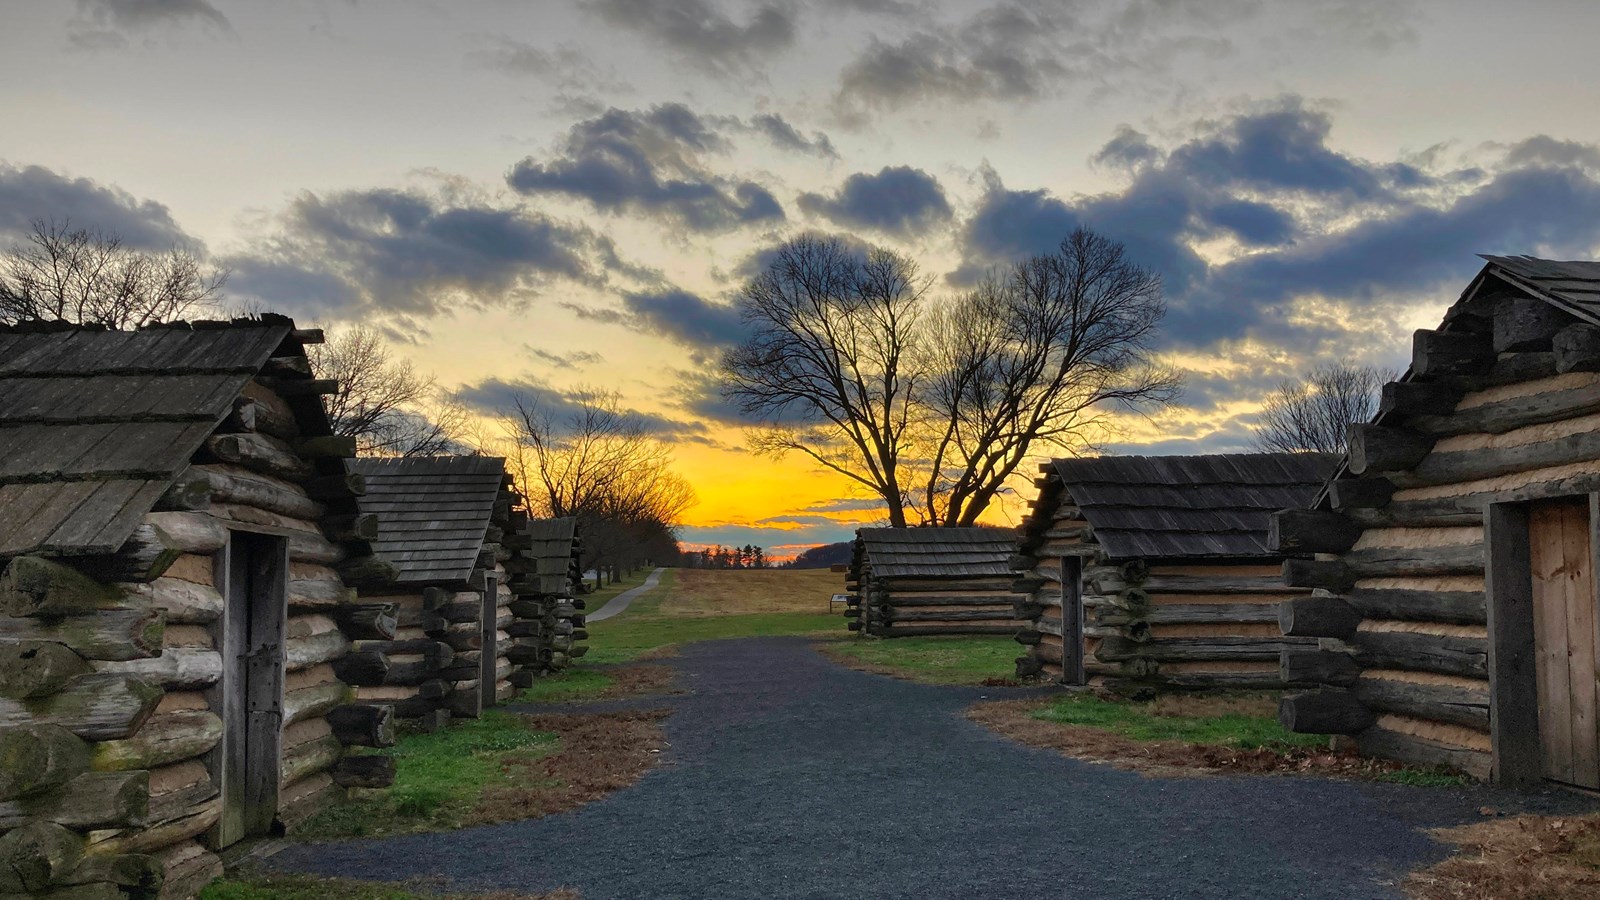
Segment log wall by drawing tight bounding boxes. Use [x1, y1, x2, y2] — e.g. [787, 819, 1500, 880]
[1014, 471, 1316, 691]
[1277, 296, 1600, 781]
[0, 372, 387, 898]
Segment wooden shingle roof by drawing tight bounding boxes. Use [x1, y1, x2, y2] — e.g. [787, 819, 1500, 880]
[855, 526, 1016, 579]
[349, 455, 508, 585]
[1479, 256, 1600, 325]
[1051, 453, 1334, 560]
[0, 319, 301, 557]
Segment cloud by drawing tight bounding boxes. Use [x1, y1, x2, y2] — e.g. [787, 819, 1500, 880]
[750, 114, 837, 158]
[0, 162, 197, 250]
[585, 0, 794, 77]
[622, 289, 746, 347]
[468, 38, 632, 94]
[68, 0, 231, 48]
[798, 166, 953, 235]
[508, 104, 786, 232]
[800, 497, 885, 514]
[455, 376, 714, 444]
[227, 187, 611, 320]
[527, 346, 603, 368]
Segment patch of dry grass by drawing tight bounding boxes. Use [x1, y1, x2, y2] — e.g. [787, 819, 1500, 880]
[649, 568, 843, 616]
[1149, 692, 1280, 719]
[1407, 814, 1600, 899]
[474, 709, 670, 823]
[968, 697, 1436, 780]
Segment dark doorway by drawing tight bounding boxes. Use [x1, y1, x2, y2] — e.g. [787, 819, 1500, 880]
[1063, 556, 1086, 685]
[480, 575, 499, 708]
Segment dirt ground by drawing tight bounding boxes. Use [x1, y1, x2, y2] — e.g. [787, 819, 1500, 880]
[1406, 813, 1600, 899]
[473, 708, 670, 825]
[591, 664, 678, 699]
[966, 697, 1422, 780]
[653, 568, 843, 616]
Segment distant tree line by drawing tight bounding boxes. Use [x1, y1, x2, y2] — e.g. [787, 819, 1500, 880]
[680, 545, 767, 569]
[780, 541, 852, 569]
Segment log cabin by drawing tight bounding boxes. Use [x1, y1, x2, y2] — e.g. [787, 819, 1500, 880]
[513, 517, 587, 675]
[345, 456, 545, 728]
[0, 316, 394, 899]
[845, 527, 1023, 637]
[1274, 256, 1600, 785]
[1012, 453, 1333, 692]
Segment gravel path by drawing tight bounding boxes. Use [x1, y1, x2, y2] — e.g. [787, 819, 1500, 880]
[583, 567, 664, 622]
[273, 636, 1594, 899]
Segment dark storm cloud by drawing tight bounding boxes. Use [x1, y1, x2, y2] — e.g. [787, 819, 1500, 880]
[622, 289, 747, 347]
[227, 187, 608, 320]
[586, 0, 795, 76]
[508, 104, 786, 233]
[0, 163, 197, 250]
[750, 114, 838, 158]
[957, 105, 1600, 353]
[797, 166, 953, 236]
[455, 377, 713, 443]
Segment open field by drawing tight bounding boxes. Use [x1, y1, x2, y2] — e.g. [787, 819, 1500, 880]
[816, 634, 1018, 684]
[584, 568, 843, 664]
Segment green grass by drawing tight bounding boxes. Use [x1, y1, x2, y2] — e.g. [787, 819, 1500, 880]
[819, 635, 1018, 684]
[1373, 767, 1473, 787]
[202, 873, 570, 900]
[580, 567, 655, 610]
[585, 610, 841, 664]
[516, 668, 615, 704]
[1032, 693, 1328, 751]
[294, 711, 558, 840]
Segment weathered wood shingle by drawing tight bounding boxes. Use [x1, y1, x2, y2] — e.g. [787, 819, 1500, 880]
[0, 320, 296, 556]
[855, 526, 1016, 579]
[1051, 453, 1335, 560]
[349, 456, 508, 585]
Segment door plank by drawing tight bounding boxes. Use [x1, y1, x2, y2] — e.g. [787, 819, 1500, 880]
[1567, 501, 1600, 788]
[1532, 502, 1576, 784]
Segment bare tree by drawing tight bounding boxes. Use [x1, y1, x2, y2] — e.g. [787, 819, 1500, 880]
[502, 389, 695, 583]
[1252, 361, 1395, 454]
[721, 235, 928, 526]
[308, 326, 466, 457]
[922, 229, 1180, 525]
[0, 219, 225, 327]
[722, 228, 1179, 527]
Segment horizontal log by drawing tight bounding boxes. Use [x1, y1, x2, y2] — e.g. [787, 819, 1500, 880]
[1328, 478, 1395, 512]
[326, 704, 395, 748]
[1554, 323, 1600, 374]
[73, 524, 181, 583]
[118, 578, 223, 625]
[1356, 726, 1489, 780]
[1413, 328, 1493, 378]
[332, 650, 391, 686]
[1494, 295, 1572, 352]
[868, 624, 1022, 637]
[281, 732, 342, 787]
[1406, 382, 1600, 439]
[332, 755, 396, 789]
[878, 579, 1018, 593]
[1136, 574, 1299, 595]
[297, 435, 357, 459]
[1340, 588, 1485, 625]
[0, 771, 147, 830]
[95, 648, 222, 690]
[1379, 381, 1462, 419]
[335, 603, 398, 641]
[0, 673, 162, 741]
[0, 725, 89, 801]
[1097, 636, 1312, 663]
[1398, 429, 1600, 489]
[1279, 597, 1362, 639]
[204, 432, 314, 481]
[143, 511, 226, 555]
[1148, 671, 1304, 691]
[1281, 648, 1361, 687]
[0, 641, 90, 700]
[1270, 509, 1362, 555]
[283, 680, 353, 727]
[90, 710, 223, 771]
[1348, 425, 1434, 476]
[0, 820, 82, 894]
[0, 608, 165, 661]
[336, 555, 401, 586]
[1280, 690, 1375, 735]
[276, 772, 343, 834]
[154, 467, 212, 512]
[0, 556, 119, 619]
[1354, 674, 1488, 731]
[883, 609, 1018, 623]
[354, 639, 453, 664]
[1351, 630, 1487, 679]
[1283, 543, 1485, 591]
[286, 630, 350, 671]
[60, 852, 164, 895]
[200, 464, 322, 519]
[1097, 603, 1279, 627]
[88, 794, 218, 856]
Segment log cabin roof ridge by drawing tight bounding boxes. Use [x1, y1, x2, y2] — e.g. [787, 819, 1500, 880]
[0, 315, 331, 557]
[854, 525, 1016, 579]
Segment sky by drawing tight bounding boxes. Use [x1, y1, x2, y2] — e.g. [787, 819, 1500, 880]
[4, 0, 1600, 559]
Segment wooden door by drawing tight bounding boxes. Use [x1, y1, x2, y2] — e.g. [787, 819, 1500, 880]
[1529, 498, 1600, 788]
[480, 575, 498, 708]
[212, 532, 289, 847]
[1062, 556, 1086, 685]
